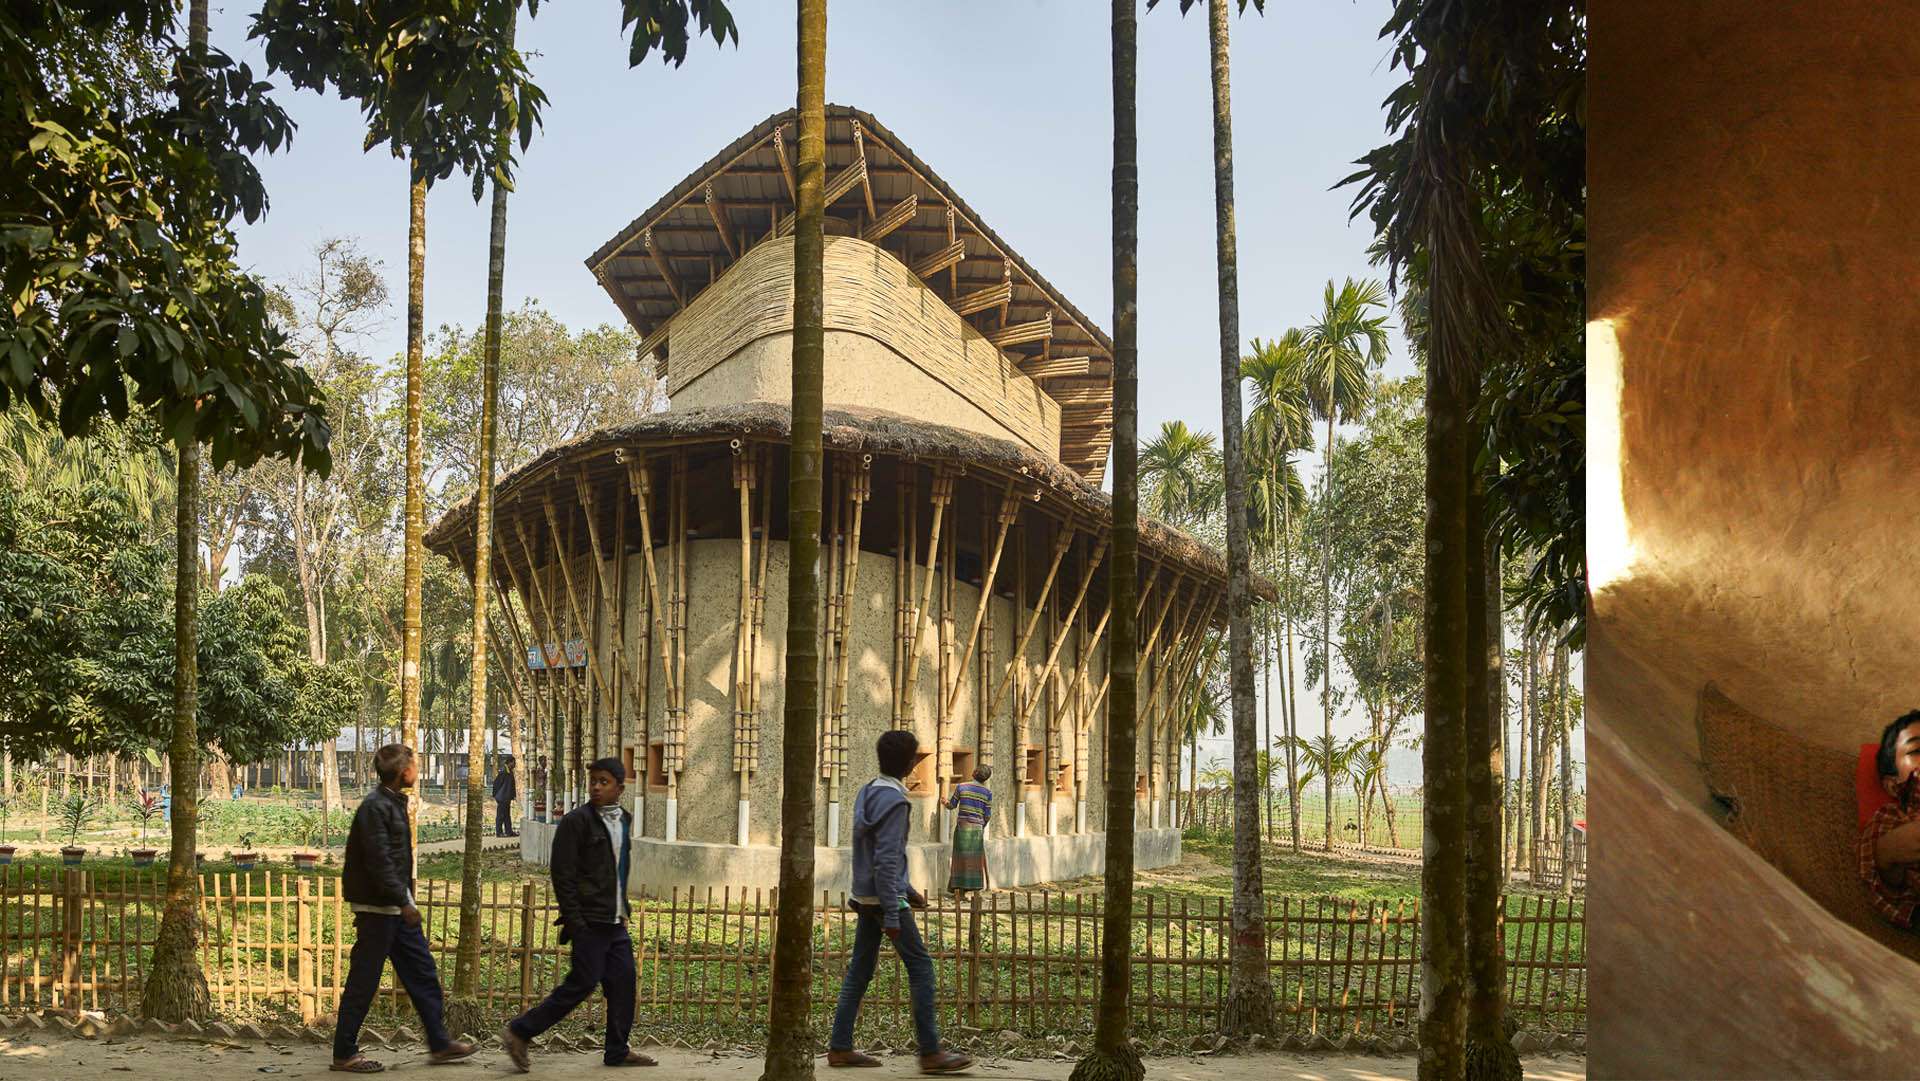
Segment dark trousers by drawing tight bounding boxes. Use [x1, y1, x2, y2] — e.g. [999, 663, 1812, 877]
[510, 923, 635, 1064]
[829, 904, 940, 1056]
[495, 800, 514, 835]
[333, 913, 451, 1061]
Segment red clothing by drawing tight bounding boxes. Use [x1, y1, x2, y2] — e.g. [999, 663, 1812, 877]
[1859, 800, 1920, 927]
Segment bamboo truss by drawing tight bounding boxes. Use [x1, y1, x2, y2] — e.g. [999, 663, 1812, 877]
[617, 449, 686, 789]
[823, 454, 872, 810]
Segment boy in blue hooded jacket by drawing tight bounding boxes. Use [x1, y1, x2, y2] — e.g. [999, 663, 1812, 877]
[826, 730, 971, 1074]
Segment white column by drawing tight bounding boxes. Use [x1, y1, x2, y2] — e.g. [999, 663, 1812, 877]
[1077, 800, 1088, 833]
[737, 798, 751, 845]
[828, 801, 842, 847]
[1047, 802, 1059, 835]
[666, 797, 679, 842]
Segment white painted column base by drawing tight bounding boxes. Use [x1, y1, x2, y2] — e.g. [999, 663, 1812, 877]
[1016, 803, 1027, 836]
[1077, 800, 1088, 833]
[829, 801, 842, 847]
[737, 799, 750, 845]
[1047, 802, 1059, 836]
[1152, 799, 1162, 830]
[666, 798, 679, 842]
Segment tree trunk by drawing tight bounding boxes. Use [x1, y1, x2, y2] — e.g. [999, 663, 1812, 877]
[759, 5, 826, 1078]
[400, 170, 428, 858]
[1071, 5, 1142, 1079]
[145, 433, 210, 1020]
[1282, 497, 1301, 851]
[1556, 642, 1574, 895]
[1464, 475, 1519, 1081]
[1261, 616, 1274, 845]
[451, 78, 513, 1024]
[1418, 360, 1472, 1080]
[1205, 0, 1273, 1038]
[1320, 410, 1338, 852]
[1513, 629, 1530, 878]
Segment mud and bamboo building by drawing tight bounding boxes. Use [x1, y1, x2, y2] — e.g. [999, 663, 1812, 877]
[426, 106, 1267, 894]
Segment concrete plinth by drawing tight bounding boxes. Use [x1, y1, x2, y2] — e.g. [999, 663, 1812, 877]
[518, 818, 1181, 898]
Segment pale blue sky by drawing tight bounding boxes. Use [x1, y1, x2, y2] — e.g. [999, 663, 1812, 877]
[206, 0, 1578, 785]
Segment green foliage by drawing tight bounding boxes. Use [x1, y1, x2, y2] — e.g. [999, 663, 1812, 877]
[0, 481, 168, 756]
[616, 0, 739, 68]
[1138, 420, 1221, 534]
[1342, 0, 1585, 644]
[250, 0, 546, 198]
[57, 789, 97, 845]
[129, 789, 163, 845]
[1, 0, 331, 471]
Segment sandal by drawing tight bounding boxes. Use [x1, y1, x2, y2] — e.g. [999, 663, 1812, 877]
[330, 1058, 386, 1073]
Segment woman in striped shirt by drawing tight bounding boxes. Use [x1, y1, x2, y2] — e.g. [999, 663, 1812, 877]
[945, 766, 993, 895]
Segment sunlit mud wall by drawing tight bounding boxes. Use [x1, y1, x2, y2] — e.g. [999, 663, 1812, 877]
[1589, 3, 1920, 1076]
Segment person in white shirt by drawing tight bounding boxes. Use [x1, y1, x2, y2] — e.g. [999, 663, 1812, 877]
[502, 759, 650, 1070]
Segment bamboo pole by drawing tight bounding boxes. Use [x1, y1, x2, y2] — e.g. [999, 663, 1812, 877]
[618, 450, 685, 834]
[943, 483, 1024, 720]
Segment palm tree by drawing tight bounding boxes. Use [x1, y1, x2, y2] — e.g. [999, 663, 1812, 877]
[1138, 421, 1221, 530]
[1175, 633, 1228, 828]
[1303, 279, 1389, 851]
[1244, 332, 1313, 851]
[760, 2, 825, 1078]
[145, 0, 213, 1023]
[453, 11, 517, 1020]
[1072, 2, 1142, 1078]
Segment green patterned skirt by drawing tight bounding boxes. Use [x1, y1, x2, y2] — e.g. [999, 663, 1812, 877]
[947, 822, 987, 892]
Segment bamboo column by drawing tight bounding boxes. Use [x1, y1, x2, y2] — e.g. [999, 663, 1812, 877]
[728, 442, 767, 845]
[823, 454, 871, 844]
[617, 448, 687, 841]
[897, 468, 953, 733]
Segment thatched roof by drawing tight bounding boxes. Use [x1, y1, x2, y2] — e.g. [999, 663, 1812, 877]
[426, 401, 1271, 602]
[581, 105, 1115, 482]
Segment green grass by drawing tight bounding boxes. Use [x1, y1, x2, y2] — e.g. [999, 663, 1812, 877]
[0, 823, 1584, 1046]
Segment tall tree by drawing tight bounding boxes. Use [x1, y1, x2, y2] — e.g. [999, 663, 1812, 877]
[1071, 2, 1141, 1079]
[1138, 421, 1220, 530]
[451, 8, 517, 1028]
[254, 0, 548, 854]
[1302, 280, 1388, 850]
[1244, 332, 1313, 850]
[1148, 0, 1275, 1039]
[760, 1, 823, 1078]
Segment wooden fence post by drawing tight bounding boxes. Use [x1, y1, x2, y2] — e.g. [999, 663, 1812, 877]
[297, 877, 314, 1023]
[966, 890, 982, 1030]
[518, 882, 535, 1008]
[61, 870, 82, 1010]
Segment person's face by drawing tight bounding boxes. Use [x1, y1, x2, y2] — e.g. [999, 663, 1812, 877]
[589, 769, 624, 806]
[1884, 723, 1920, 797]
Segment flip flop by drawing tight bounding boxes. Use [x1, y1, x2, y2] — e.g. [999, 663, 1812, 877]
[330, 1058, 386, 1073]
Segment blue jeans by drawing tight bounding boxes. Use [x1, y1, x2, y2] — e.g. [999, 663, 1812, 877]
[333, 913, 451, 1061]
[829, 904, 940, 1056]
[510, 923, 636, 1065]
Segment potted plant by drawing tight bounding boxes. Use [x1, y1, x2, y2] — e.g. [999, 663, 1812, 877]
[127, 790, 163, 866]
[231, 832, 258, 871]
[0, 791, 14, 865]
[58, 790, 96, 866]
[290, 811, 322, 870]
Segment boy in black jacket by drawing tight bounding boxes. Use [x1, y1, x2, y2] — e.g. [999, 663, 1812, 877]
[502, 758, 652, 1071]
[332, 744, 474, 1073]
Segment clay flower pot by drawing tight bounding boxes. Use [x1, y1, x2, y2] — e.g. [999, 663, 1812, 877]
[0, 845, 15, 865]
[232, 852, 259, 871]
[60, 846, 86, 866]
[292, 852, 321, 871]
[130, 849, 157, 868]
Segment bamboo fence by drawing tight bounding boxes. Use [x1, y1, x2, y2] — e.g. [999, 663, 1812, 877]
[0, 866, 1584, 1041]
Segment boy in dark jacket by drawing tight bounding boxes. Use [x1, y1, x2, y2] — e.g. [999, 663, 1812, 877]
[826, 731, 971, 1074]
[502, 758, 653, 1071]
[332, 745, 474, 1073]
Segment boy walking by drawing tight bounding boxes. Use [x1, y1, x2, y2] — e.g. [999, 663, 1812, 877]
[827, 731, 972, 1074]
[502, 758, 653, 1071]
[332, 745, 474, 1073]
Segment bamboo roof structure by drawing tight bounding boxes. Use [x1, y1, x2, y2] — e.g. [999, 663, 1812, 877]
[425, 401, 1273, 606]
[584, 105, 1116, 482]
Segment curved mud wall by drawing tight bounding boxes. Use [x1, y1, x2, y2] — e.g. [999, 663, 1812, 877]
[1590, 2, 1920, 1075]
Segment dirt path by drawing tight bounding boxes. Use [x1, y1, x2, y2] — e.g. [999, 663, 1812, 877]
[0, 1032, 1585, 1081]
